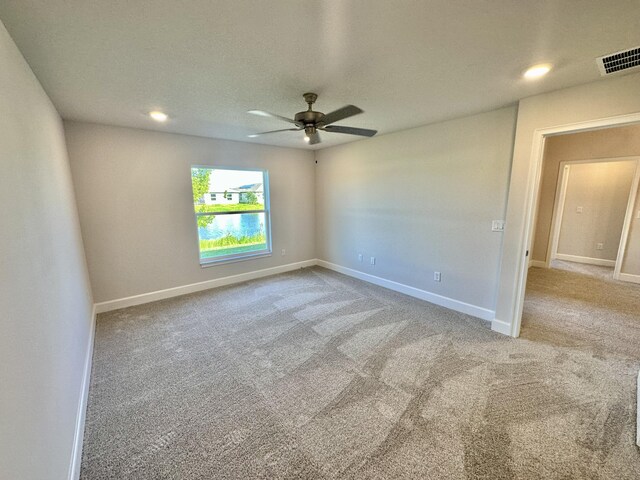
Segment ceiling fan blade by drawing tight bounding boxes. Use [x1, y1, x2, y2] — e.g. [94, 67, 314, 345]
[247, 110, 301, 126]
[324, 125, 377, 137]
[307, 131, 321, 145]
[248, 128, 302, 138]
[321, 105, 363, 126]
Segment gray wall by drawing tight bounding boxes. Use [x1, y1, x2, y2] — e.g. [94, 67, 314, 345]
[532, 124, 640, 262]
[0, 21, 93, 480]
[557, 161, 636, 261]
[315, 106, 517, 312]
[64, 122, 316, 303]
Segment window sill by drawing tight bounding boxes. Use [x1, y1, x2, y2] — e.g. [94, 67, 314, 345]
[199, 251, 272, 268]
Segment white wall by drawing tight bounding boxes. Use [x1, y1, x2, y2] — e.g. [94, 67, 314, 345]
[557, 161, 636, 261]
[496, 71, 640, 336]
[0, 21, 93, 480]
[64, 122, 316, 304]
[315, 106, 517, 314]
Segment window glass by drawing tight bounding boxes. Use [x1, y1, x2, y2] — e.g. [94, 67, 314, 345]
[191, 167, 270, 263]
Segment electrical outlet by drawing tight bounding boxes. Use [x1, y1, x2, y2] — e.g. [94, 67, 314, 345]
[358, 253, 363, 262]
[281, 249, 286, 256]
[596, 243, 603, 250]
[576, 206, 583, 214]
[434, 271, 441, 282]
[370, 256, 376, 265]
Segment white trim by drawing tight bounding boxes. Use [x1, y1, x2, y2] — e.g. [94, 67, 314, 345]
[528, 260, 546, 268]
[94, 260, 317, 313]
[637, 369, 640, 447]
[316, 260, 495, 322]
[547, 163, 571, 266]
[491, 319, 512, 336]
[96, 256, 499, 328]
[554, 254, 616, 267]
[200, 251, 272, 268]
[614, 160, 640, 280]
[506, 112, 640, 338]
[68, 304, 96, 480]
[508, 126, 548, 337]
[619, 273, 640, 285]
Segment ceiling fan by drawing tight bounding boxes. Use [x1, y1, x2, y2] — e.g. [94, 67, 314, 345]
[247, 93, 377, 145]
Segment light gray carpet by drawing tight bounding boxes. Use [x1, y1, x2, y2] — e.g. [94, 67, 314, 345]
[550, 259, 615, 282]
[80, 266, 640, 479]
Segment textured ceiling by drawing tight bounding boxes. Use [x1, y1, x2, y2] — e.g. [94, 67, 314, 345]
[0, 0, 639, 149]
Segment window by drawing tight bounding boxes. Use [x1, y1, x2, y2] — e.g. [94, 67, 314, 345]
[191, 167, 270, 264]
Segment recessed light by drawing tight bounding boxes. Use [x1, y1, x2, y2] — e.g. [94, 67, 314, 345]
[523, 64, 552, 79]
[149, 111, 168, 122]
[304, 136, 310, 142]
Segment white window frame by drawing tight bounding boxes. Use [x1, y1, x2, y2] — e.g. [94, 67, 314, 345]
[191, 165, 272, 266]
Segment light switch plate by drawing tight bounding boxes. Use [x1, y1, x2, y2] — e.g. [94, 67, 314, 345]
[491, 220, 505, 232]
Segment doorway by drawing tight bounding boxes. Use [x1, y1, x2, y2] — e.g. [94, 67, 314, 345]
[497, 113, 640, 338]
[519, 124, 640, 354]
[539, 156, 640, 282]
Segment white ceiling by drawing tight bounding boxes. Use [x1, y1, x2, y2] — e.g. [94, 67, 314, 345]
[1, 1, 639, 149]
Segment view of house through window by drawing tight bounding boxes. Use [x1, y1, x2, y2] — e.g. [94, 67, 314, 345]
[191, 167, 270, 263]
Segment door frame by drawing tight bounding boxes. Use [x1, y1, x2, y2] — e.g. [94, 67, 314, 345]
[508, 112, 640, 338]
[614, 159, 640, 280]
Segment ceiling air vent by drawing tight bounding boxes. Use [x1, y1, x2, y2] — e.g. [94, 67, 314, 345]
[596, 46, 640, 76]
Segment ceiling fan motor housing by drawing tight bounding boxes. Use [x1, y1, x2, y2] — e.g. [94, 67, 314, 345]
[295, 110, 324, 128]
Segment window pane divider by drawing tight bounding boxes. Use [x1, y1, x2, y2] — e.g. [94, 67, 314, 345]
[195, 209, 266, 216]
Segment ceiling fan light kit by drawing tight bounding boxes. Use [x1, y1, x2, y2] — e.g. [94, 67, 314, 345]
[248, 93, 377, 145]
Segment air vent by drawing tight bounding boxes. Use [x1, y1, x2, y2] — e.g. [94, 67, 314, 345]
[596, 47, 640, 76]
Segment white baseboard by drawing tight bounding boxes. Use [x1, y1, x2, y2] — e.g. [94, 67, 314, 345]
[316, 260, 495, 322]
[68, 304, 96, 480]
[491, 319, 513, 336]
[555, 253, 615, 267]
[94, 259, 317, 314]
[528, 260, 546, 268]
[619, 273, 640, 285]
[637, 370, 640, 447]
